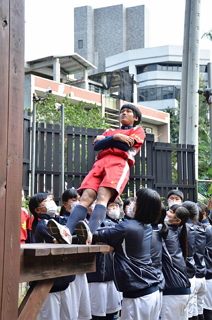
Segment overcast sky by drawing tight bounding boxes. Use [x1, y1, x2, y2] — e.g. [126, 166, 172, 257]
[25, 0, 212, 61]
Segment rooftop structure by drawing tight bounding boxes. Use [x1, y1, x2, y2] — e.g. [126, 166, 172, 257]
[105, 45, 210, 110]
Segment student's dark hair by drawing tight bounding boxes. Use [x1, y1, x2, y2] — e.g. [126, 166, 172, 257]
[135, 188, 161, 224]
[60, 188, 78, 216]
[182, 201, 199, 222]
[169, 203, 181, 212]
[29, 193, 49, 233]
[158, 203, 169, 239]
[197, 202, 208, 222]
[175, 206, 190, 260]
[120, 103, 142, 126]
[167, 189, 184, 201]
[123, 197, 135, 212]
[61, 188, 78, 202]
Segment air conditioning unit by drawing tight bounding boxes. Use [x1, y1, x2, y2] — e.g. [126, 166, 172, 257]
[145, 127, 152, 134]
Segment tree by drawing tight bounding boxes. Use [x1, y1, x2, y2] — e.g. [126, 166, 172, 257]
[163, 88, 211, 180]
[198, 92, 211, 179]
[162, 106, 179, 144]
[32, 94, 109, 129]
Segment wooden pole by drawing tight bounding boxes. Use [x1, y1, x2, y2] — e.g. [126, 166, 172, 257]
[0, 0, 24, 318]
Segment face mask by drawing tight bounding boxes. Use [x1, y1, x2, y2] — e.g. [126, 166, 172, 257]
[164, 216, 170, 223]
[168, 198, 182, 208]
[168, 200, 176, 208]
[107, 208, 120, 220]
[45, 202, 58, 217]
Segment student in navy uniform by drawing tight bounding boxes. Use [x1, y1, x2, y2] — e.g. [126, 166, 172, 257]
[60, 189, 92, 320]
[166, 189, 184, 208]
[79, 188, 162, 320]
[87, 199, 123, 320]
[183, 201, 206, 320]
[29, 193, 77, 320]
[160, 204, 191, 320]
[202, 206, 212, 320]
[198, 202, 212, 320]
[122, 197, 136, 219]
[150, 204, 167, 318]
[151, 204, 167, 292]
[59, 187, 79, 220]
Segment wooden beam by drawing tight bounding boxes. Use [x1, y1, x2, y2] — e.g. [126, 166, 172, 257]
[20, 244, 112, 282]
[0, 0, 24, 318]
[18, 280, 54, 320]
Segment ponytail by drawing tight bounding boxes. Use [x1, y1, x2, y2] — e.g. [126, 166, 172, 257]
[176, 207, 190, 260]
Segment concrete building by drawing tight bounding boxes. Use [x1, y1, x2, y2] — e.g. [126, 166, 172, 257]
[24, 54, 170, 142]
[105, 45, 211, 110]
[74, 4, 148, 73]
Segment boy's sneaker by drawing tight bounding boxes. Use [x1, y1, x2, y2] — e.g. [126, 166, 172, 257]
[75, 220, 92, 244]
[47, 219, 72, 244]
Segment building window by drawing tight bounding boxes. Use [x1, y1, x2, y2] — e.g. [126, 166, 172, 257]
[138, 86, 180, 102]
[78, 40, 83, 49]
[137, 63, 185, 74]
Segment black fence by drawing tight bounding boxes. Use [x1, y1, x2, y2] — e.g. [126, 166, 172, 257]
[23, 117, 196, 202]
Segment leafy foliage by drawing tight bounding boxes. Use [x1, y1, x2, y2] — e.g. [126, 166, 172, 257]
[198, 93, 211, 179]
[163, 106, 179, 144]
[34, 95, 109, 129]
[163, 88, 211, 180]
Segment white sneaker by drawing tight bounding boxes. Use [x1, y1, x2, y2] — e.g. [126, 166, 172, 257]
[75, 220, 92, 245]
[47, 219, 72, 244]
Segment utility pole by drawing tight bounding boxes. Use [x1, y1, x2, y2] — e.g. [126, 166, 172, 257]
[179, 0, 201, 180]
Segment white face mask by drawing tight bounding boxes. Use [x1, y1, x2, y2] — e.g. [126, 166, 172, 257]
[164, 216, 170, 223]
[167, 200, 174, 208]
[107, 208, 120, 220]
[167, 197, 182, 208]
[45, 202, 58, 217]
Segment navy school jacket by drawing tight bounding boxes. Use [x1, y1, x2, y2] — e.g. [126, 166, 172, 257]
[204, 223, 212, 280]
[151, 224, 165, 290]
[194, 223, 206, 278]
[185, 222, 196, 278]
[162, 225, 191, 295]
[93, 219, 159, 298]
[87, 216, 118, 283]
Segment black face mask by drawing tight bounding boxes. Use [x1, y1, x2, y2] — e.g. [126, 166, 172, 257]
[121, 125, 134, 129]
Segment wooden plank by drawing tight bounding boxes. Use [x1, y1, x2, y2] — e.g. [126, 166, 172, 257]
[18, 280, 54, 320]
[0, 0, 25, 319]
[22, 245, 52, 257]
[21, 243, 111, 256]
[20, 253, 96, 282]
